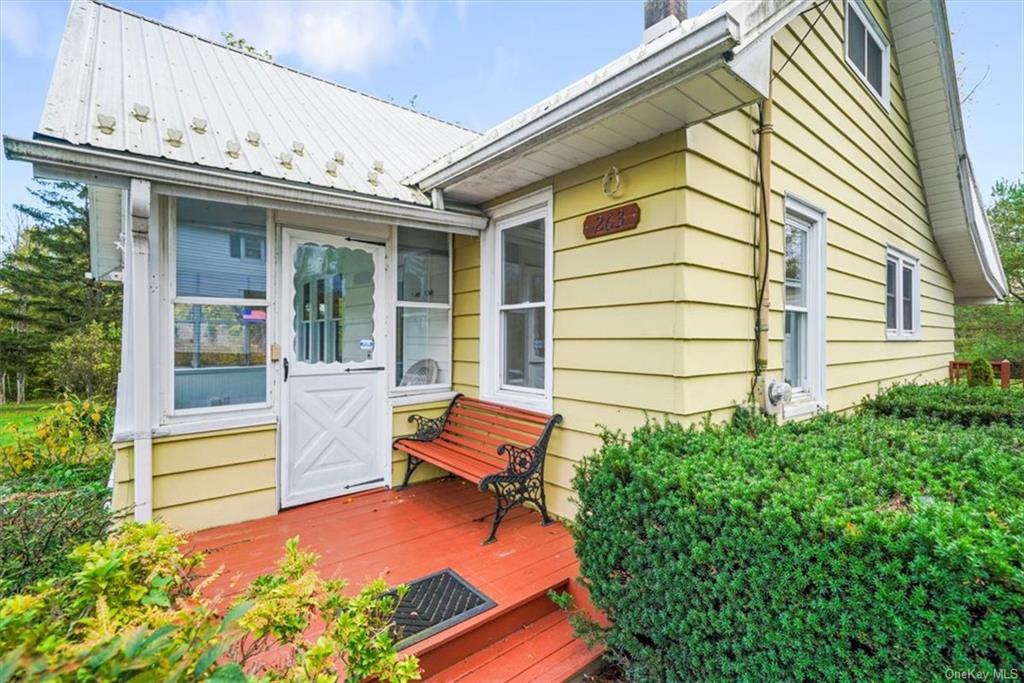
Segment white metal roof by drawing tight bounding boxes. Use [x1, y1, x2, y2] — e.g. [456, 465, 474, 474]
[406, 1, 804, 204]
[38, 0, 478, 207]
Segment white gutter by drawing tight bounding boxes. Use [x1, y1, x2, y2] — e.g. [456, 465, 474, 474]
[406, 12, 741, 191]
[4, 136, 487, 234]
[928, 0, 1007, 301]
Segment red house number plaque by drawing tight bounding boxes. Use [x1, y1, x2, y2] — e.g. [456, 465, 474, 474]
[583, 203, 641, 239]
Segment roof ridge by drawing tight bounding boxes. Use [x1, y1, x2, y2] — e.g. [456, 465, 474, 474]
[86, 0, 479, 136]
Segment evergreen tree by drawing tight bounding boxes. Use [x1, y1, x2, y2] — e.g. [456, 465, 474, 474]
[0, 181, 122, 401]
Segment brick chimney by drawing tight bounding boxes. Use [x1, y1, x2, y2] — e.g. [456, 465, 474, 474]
[643, 0, 687, 42]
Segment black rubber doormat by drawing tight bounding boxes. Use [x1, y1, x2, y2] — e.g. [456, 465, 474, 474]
[389, 568, 495, 649]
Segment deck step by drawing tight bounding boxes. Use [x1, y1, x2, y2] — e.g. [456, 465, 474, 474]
[423, 608, 601, 682]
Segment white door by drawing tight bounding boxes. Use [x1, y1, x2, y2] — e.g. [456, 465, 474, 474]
[280, 228, 387, 508]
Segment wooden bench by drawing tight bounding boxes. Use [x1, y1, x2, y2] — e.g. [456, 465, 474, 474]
[392, 394, 562, 544]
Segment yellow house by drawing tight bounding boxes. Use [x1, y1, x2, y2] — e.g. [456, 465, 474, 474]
[4, 0, 1006, 531]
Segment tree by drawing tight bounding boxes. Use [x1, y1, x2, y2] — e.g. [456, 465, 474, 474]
[0, 181, 122, 401]
[987, 178, 1024, 304]
[954, 177, 1024, 372]
[222, 31, 272, 60]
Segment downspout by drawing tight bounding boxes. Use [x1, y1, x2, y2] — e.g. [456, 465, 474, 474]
[754, 89, 773, 386]
[129, 178, 153, 522]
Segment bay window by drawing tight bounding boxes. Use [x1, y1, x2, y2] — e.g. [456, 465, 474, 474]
[395, 227, 451, 390]
[172, 198, 269, 410]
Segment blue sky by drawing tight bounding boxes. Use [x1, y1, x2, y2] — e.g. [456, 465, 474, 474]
[1, 0, 1022, 239]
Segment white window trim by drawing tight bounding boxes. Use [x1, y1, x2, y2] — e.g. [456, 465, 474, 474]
[782, 195, 828, 421]
[161, 195, 274, 422]
[844, 0, 891, 110]
[387, 226, 454, 398]
[480, 187, 554, 412]
[885, 245, 921, 341]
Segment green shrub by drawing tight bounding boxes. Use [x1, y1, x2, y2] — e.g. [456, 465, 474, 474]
[572, 416, 1024, 681]
[861, 382, 1024, 427]
[0, 397, 116, 596]
[968, 357, 996, 387]
[41, 321, 122, 400]
[1, 523, 422, 682]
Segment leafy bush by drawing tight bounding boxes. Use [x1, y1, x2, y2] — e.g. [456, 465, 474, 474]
[0, 459, 112, 596]
[968, 357, 996, 387]
[861, 382, 1024, 427]
[1, 397, 116, 596]
[0, 523, 421, 682]
[1, 397, 114, 477]
[41, 321, 122, 400]
[572, 416, 1024, 681]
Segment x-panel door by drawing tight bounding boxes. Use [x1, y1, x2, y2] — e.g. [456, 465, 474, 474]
[280, 228, 386, 508]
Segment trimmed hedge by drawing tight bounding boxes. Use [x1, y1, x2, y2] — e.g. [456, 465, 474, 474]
[861, 382, 1024, 427]
[572, 415, 1024, 681]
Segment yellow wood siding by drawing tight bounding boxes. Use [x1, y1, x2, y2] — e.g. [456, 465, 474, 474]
[111, 425, 277, 531]
[472, 0, 954, 520]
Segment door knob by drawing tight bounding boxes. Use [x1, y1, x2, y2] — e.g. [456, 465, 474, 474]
[283, 358, 289, 382]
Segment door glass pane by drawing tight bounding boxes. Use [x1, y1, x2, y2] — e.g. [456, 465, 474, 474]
[885, 260, 897, 329]
[784, 224, 807, 307]
[901, 265, 914, 331]
[176, 198, 266, 299]
[173, 304, 266, 409]
[397, 228, 449, 304]
[847, 10, 866, 73]
[503, 307, 544, 389]
[502, 219, 546, 305]
[784, 309, 807, 390]
[866, 35, 883, 95]
[293, 243, 375, 364]
[397, 307, 450, 386]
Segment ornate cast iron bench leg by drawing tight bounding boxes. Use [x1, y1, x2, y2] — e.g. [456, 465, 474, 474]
[398, 455, 422, 490]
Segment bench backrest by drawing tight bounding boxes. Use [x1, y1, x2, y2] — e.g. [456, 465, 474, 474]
[436, 396, 556, 468]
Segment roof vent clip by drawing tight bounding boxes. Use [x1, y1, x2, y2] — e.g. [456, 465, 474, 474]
[367, 170, 379, 186]
[292, 141, 305, 156]
[166, 128, 184, 148]
[226, 140, 241, 158]
[373, 159, 385, 173]
[325, 160, 339, 177]
[97, 114, 116, 135]
[131, 104, 150, 122]
[191, 118, 208, 134]
[280, 152, 293, 169]
[334, 151, 346, 165]
[246, 131, 261, 146]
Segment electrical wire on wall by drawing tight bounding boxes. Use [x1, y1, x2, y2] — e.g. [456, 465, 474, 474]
[750, 0, 832, 404]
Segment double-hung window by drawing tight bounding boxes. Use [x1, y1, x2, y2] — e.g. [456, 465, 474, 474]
[394, 227, 451, 391]
[481, 189, 553, 410]
[171, 198, 269, 411]
[885, 247, 919, 340]
[782, 196, 827, 417]
[845, 0, 890, 107]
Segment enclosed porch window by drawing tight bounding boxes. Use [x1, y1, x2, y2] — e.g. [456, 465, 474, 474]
[172, 198, 269, 410]
[394, 227, 451, 391]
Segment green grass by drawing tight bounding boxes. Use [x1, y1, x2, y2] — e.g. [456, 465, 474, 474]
[0, 401, 53, 447]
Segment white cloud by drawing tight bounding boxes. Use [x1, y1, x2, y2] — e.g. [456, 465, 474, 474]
[162, 0, 427, 76]
[0, 1, 42, 57]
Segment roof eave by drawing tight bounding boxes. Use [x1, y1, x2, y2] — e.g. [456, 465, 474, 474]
[407, 13, 742, 192]
[3, 136, 487, 233]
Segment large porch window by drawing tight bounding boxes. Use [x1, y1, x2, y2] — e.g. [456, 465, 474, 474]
[172, 198, 269, 411]
[394, 227, 451, 391]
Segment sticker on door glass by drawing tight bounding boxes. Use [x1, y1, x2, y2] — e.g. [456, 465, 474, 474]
[359, 338, 375, 351]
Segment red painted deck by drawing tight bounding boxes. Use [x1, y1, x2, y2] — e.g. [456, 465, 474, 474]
[187, 478, 601, 681]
